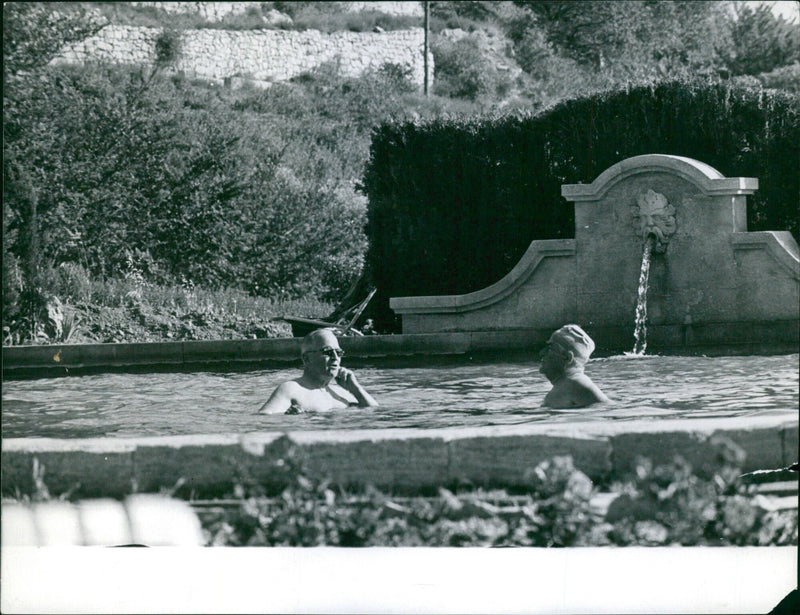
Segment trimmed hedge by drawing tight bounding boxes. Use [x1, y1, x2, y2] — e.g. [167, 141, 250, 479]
[362, 79, 800, 330]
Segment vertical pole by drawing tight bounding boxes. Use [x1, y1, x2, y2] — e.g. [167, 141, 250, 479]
[423, 0, 429, 96]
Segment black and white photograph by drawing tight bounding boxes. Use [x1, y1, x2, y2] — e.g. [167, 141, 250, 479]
[2, 1, 798, 613]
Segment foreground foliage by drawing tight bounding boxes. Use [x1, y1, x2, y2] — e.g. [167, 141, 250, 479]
[199, 453, 798, 548]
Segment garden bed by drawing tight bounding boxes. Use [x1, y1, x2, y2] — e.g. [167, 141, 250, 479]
[195, 455, 798, 548]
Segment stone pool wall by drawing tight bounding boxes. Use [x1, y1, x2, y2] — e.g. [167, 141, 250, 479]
[3, 416, 796, 498]
[4, 327, 799, 380]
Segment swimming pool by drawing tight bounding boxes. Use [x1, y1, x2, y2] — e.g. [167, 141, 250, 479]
[3, 353, 797, 439]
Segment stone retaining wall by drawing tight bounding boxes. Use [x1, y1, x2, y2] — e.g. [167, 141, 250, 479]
[51, 24, 433, 88]
[3, 416, 796, 498]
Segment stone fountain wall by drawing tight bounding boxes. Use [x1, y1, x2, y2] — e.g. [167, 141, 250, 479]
[390, 155, 800, 350]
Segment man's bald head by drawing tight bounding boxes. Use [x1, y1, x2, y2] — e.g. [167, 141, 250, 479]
[301, 328, 341, 355]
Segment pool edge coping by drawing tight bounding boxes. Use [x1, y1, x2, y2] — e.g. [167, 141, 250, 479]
[3, 415, 797, 498]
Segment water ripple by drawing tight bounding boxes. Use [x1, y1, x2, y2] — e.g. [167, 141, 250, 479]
[2, 354, 797, 438]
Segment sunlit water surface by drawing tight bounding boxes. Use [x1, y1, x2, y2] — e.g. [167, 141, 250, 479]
[2, 354, 797, 438]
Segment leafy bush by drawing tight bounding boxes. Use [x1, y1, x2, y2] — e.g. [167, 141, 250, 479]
[362, 79, 800, 330]
[722, 3, 800, 77]
[197, 452, 797, 547]
[6, 64, 252, 286]
[2, 3, 107, 77]
[4, 57, 415, 337]
[272, 2, 421, 33]
[432, 35, 511, 102]
[201, 454, 596, 547]
[41, 262, 93, 305]
[2, 252, 23, 342]
[153, 28, 182, 66]
[430, 1, 500, 24]
[512, 1, 730, 78]
[55, 1, 276, 31]
[757, 62, 800, 94]
[606, 454, 797, 547]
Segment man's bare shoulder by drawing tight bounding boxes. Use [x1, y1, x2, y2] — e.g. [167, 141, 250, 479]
[275, 379, 304, 393]
[259, 379, 305, 414]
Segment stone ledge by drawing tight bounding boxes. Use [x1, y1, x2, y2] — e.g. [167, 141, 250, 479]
[609, 428, 783, 478]
[562, 155, 758, 201]
[781, 424, 799, 466]
[2, 416, 796, 498]
[2, 449, 135, 498]
[447, 433, 610, 486]
[5, 328, 798, 380]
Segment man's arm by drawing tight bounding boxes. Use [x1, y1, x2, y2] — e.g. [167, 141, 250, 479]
[335, 368, 379, 407]
[258, 382, 296, 414]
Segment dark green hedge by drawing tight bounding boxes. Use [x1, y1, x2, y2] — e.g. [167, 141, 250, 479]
[361, 79, 800, 330]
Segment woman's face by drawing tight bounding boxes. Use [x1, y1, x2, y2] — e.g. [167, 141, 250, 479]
[539, 339, 569, 379]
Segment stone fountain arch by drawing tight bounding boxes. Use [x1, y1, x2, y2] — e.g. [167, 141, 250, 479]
[390, 154, 799, 351]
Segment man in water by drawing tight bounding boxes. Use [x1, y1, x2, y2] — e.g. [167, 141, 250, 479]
[259, 328, 378, 414]
[540, 324, 609, 409]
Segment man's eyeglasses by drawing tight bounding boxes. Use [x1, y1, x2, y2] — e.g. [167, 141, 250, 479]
[311, 347, 345, 359]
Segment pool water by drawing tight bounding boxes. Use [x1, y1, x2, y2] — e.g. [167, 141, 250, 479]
[2, 354, 798, 439]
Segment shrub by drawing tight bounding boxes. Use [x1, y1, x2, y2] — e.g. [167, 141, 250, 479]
[722, 3, 800, 77]
[39, 262, 93, 305]
[2, 3, 106, 76]
[196, 453, 797, 547]
[154, 28, 182, 66]
[378, 62, 417, 94]
[2, 199, 23, 338]
[513, 1, 729, 78]
[4, 60, 401, 320]
[511, 24, 555, 80]
[429, 1, 501, 32]
[272, 2, 421, 33]
[757, 62, 800, 94]
[2, 250, 23, 340]
[432, 35, 510, 101]
[65, 2, 273, 31]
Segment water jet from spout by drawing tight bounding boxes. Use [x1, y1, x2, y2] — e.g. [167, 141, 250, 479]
[632, 233, 655, 355]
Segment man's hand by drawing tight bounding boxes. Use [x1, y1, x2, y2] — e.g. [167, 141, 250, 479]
[285, 400, 305, 415]
[334, 366, 359, 392]
[334, 367, 379, 408]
